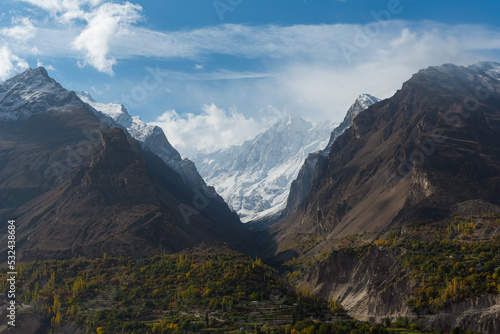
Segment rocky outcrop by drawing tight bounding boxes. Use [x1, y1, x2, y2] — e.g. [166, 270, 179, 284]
[298, 247, 500, 333]
[424, 294, 500, 333]
[298, 247, 413, 320]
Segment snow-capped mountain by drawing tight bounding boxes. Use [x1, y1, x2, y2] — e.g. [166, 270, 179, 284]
[284, 94, 380, 216]
[192, 116, 337, 223]
[0, 67, 80, 121]
[77, 92, 207, 188]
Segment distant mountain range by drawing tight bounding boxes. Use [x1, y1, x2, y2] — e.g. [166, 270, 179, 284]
[192, 95, 379, 223]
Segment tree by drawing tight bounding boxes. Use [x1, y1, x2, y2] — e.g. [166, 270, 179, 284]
[451, 327, 464, 334]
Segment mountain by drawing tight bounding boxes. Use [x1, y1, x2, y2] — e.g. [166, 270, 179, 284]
[284, 94, 380, 216]
[77, 92, 207, 189]
[192, 116, 337, 223]
[271, 61, 500, 252]
[0, 67, 250, 260]
[263, 61, 500, 333]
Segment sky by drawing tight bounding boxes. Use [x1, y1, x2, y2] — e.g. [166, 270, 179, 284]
[1, 0, 500, 156]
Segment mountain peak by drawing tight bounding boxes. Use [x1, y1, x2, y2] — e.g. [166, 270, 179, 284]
[356, 94, 380, 109]
[4, 66, 54, 85]
[76, 90, 96, 103]
[271, 114, 310, 134]
[10, 66, 53, 84]
[193, 114, 336, 223]
[276, 114, 306, 125]
[0, 66, 77, 121]
[31, 66, 50, 78]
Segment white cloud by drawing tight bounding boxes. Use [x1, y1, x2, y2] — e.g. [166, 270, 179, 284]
[72, 2, 142, 75]
[156, 68, 272, 81]
[0, 46, 29, 81]
[390, 28, 416, 47]
[1, 17, 37, 41]
[36, 60, 55, 71]
[19, 0, 142, 74]
[151, 104, 279, 156]
[20, 0, 103, 23]
[2, 9, 500, 126]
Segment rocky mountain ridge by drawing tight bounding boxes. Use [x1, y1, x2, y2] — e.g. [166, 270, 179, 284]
[0, 67, 250, 260]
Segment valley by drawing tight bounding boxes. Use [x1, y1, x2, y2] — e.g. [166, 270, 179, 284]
[1, 62, 500, 333]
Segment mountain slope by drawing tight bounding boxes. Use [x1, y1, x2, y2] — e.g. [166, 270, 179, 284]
[0, 68, 250, 260]
[77, 92, 207, 189]
[284, 94, 380, 216]
[271, 61, 500, 254]
[192, 116, 336, 223]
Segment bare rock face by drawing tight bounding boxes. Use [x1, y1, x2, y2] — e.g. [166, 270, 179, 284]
[424, 294, 500, 333]
[299, 247, 500, 333]
[298, 248, 413, 320]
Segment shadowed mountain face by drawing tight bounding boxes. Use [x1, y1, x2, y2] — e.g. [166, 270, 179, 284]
[0, 68, 250, 260]
[284, 94, 379, 217]
[271, 62, 500, 252]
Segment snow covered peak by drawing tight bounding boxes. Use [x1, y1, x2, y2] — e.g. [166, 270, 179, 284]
[192, 116, 337, 222]
[323, 93, 380, 153]
[76, 90, 96, 103]
[77, 92, 134, 129]
[0, 67, 78, 121]
[271, 114, 311, 133]
[356, 94, 380, 110]
[349, 93, 380, 120]
[466, 61, 500, 80]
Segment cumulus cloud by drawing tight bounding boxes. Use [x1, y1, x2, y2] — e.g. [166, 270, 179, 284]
[0, 46, 29, 81]
[72, 2, 142, 75]
[151, 104, 280, 157]
[36, 60, 55, 71]
[1, 17, 37, 41]
[19, 0, 142, 74]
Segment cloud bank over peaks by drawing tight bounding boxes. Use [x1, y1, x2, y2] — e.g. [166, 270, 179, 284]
[152, 104, 282, 157]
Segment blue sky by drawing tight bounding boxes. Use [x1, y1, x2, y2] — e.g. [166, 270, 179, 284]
[1, 0, 500, 156]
